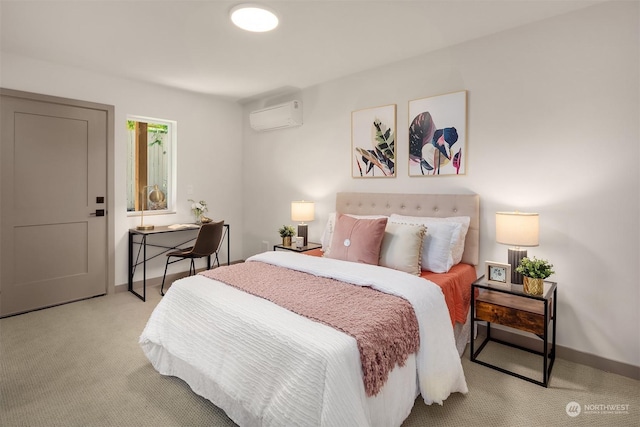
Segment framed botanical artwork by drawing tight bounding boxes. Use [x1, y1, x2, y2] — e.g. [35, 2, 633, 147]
[352, 104, 396, 178]
[485, 261, 511, 289]
[408, 90, 467, 176]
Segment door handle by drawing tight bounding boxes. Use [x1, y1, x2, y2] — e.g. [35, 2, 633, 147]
[90, 209, 105, 217]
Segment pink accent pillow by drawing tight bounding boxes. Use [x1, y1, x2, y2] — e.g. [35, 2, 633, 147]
[325, 214, 388, 265]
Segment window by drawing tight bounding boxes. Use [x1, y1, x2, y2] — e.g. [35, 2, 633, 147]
[126, 116, 176, 214]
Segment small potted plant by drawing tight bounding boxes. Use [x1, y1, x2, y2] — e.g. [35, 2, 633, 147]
[516, 257, 555, 295]
[278, 225, 296, 246]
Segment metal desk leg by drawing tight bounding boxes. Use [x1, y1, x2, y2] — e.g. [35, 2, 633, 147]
[128, 231, 133, 292]
[142, 235, 147, 301]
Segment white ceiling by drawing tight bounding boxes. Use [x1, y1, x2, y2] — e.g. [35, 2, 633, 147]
[1, 0, 604, 103]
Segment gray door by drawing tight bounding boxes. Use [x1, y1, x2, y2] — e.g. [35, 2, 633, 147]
[1, 90, 109, 317]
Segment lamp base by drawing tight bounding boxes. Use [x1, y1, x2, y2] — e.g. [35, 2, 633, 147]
[136, 224, 155, 230]
[297, 224, 308, 246]
[508, 248, 527, 285]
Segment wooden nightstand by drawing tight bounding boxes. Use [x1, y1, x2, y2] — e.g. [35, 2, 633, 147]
[273, 242, 322, 253]
[470, 276, 557, 387]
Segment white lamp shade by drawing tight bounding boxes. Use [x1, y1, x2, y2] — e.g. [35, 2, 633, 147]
[291, 201, 315, 223]
[496, 212, 539, 247]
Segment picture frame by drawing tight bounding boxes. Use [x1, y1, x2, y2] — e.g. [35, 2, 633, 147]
[485, 261, 511, 288]
[352, 104, 396, 178]
[408, 90, 467, 176]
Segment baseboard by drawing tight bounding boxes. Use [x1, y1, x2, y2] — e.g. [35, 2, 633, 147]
[115, 271, 188, 293]
[476, 324, 640, 380]
[116, 259, 245, 294]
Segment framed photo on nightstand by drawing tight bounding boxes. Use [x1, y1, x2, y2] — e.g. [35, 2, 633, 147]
[485, 261, 511, 288]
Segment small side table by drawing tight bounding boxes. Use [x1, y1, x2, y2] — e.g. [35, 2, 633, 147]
[273, 242, 322, 253]
[470, 277, 557, 387]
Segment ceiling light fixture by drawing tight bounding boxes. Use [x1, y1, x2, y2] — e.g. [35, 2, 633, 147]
[230, 4, 279, 32]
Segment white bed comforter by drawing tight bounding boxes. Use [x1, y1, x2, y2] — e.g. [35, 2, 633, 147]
[139, 251, 467, 427]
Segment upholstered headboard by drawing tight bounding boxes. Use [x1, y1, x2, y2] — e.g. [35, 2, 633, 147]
[335, 192, 480, 266]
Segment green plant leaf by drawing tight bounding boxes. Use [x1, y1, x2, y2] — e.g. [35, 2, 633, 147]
[373, 119, 395, 160]
[515, 257, 555, 279]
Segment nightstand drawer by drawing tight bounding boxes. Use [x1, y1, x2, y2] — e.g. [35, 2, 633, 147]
[475, 300, 545, 335]
[475, 290, 552, 335]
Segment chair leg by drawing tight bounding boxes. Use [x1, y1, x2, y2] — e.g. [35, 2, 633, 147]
[190, 259, 195, 275]
[161, 256, 171, 296]
[214, 252, 220, 268]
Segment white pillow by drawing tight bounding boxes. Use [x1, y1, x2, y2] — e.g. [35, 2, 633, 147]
[379, 223, 426, 275]
[321, 212, 389, 255]
[389, 214, 471, 273]
[421, 216, 470, 264]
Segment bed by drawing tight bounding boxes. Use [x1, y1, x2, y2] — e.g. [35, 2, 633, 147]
[140, 192, 480, 427]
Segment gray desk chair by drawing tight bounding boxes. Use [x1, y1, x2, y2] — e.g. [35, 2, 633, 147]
[161, 220, 225, 296]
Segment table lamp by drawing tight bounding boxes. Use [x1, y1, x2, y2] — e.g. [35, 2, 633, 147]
[137, 185, 165, 230]
[495, 211, 539, 285]
[291, 201, 314, 246]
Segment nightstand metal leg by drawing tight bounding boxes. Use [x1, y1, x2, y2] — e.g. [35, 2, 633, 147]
[543, 299, 549, 387]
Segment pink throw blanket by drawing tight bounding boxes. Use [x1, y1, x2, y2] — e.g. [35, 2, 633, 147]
[200, 261, 420, 397]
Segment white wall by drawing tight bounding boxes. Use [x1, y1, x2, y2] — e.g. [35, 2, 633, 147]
[0, 52, 244, 286]
[242, 2, 639, 367]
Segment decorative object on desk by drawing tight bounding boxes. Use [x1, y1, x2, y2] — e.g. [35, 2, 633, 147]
[291, 201, 314, 246]
[408, 91, 467, 176]
[200, 216, 213, 224]
[136, 185, 165, 230]
[189, 199, 208, 224]
[496, 211, 539, 285]
[293, 236, 304, 248]
[516, 257, 555, 296]
[485, 261, 511, 289]
[351, 104, 396, 177]
[147, 184, 166, 210]
[278, 224, 296, 246]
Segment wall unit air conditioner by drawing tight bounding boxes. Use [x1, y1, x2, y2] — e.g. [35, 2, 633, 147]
[249, 100, 302, 131]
